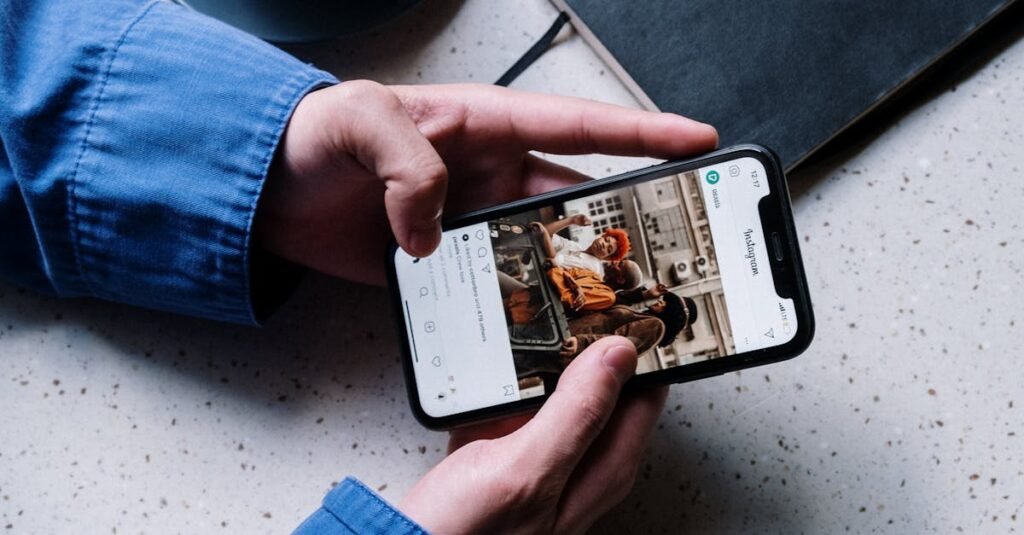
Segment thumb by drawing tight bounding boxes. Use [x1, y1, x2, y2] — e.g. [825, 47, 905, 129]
[337, 81, 448, 257]
[511, 336, 637, 479]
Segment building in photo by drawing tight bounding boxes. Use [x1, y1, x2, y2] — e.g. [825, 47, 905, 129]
[561, 171, 734, 372]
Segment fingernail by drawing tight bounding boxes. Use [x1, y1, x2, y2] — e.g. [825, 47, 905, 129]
[691, 120, 718, 139]
[674, 115, 717, 139]
[602, 344, 637, 384]
[410, 227, 440, 256]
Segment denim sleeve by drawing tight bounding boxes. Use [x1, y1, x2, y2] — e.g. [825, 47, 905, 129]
[0, 0, 337, 324]
[294, 477, 429, 535]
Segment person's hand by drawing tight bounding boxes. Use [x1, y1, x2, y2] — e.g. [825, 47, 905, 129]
[559, 335, 580, 358]
[560, 275, 587, 310]
[572, 290, 587, 311]
[256, 81, 717, 284]
[644, 283, 668, 299]
[569, 214, 592, 227]
[399, 337, 669, 534]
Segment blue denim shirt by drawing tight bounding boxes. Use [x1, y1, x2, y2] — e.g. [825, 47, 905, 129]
[297, 478, 428, 535]
[1, 0, 425, 532]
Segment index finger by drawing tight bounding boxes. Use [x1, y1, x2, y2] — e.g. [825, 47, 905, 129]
[394, 84, 718, 157]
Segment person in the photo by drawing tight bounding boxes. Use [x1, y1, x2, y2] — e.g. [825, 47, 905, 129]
[545, 255, 669, 312]
[547, 259, 649, 313]
[561, 292, 700, 358]
[494, 217, 636, 342]
[645, 292, 699, 347]
[549, 265, 616, 311]
[604, 259, 645, 291]
[528, 214, 635, 311]
[531, 216, 630, 277]
[561, 306, 665, 359]
[613, 278, 671, 307]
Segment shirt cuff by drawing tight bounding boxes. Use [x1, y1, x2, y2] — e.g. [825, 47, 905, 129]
[63, 1, 337, 324]
[294, 477, 428, 535]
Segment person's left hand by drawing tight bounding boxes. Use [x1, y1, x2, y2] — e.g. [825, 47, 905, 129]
[560, 335, 580, 358]
[256, 81, 718, 284]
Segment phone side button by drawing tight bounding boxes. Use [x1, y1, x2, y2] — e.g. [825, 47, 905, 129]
[771, 232, 785, 261]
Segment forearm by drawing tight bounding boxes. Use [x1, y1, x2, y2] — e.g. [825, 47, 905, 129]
[534, 225, 557, 260]
[615, 287, 646, 306]
[0, 0, 336, 323]
[544, 217, 575, 236]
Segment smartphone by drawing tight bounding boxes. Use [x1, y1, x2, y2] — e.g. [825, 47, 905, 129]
[388, 145, 814, 429]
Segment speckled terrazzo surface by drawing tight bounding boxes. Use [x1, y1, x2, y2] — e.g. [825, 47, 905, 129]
[2, 1, 1022, 533]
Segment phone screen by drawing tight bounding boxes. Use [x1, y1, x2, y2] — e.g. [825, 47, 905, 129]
[395, 154, 799, 419]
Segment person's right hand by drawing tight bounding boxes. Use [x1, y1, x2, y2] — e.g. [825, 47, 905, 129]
[561, 275, 587, 310]
[644, 283, 668, 299]
[400, 336, 668, 534]
[572, 290, 588, 311]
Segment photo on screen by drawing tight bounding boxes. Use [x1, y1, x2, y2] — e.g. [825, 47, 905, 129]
[487, 170, 737, 396]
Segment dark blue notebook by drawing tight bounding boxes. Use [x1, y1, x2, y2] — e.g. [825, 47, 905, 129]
[552, 0, 1018, 169]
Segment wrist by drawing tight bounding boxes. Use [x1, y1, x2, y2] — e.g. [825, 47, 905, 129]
[254, 88, 324, 261]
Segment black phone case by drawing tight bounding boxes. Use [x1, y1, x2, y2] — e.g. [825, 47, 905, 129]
[388, 145, 815, 430]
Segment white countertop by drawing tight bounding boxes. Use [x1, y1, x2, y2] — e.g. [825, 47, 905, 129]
[2, 1, 1022, 533]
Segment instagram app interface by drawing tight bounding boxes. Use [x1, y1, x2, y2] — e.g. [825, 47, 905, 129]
[395, 224, 522, 418]
[398, 156, 797, 418]
[697, 158, 797, 352]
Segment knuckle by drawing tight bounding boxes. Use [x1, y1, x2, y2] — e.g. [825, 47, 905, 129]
[572, 116, 599, 154]
[381, 153, 447, 197]
[337, 79, 393, 105]
[333, 80, 409, 123]
[415, 157, 448, 186]
[399, 158, 447, 200]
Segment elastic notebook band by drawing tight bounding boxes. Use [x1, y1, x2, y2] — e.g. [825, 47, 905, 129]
[495, 11, 571, 87]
